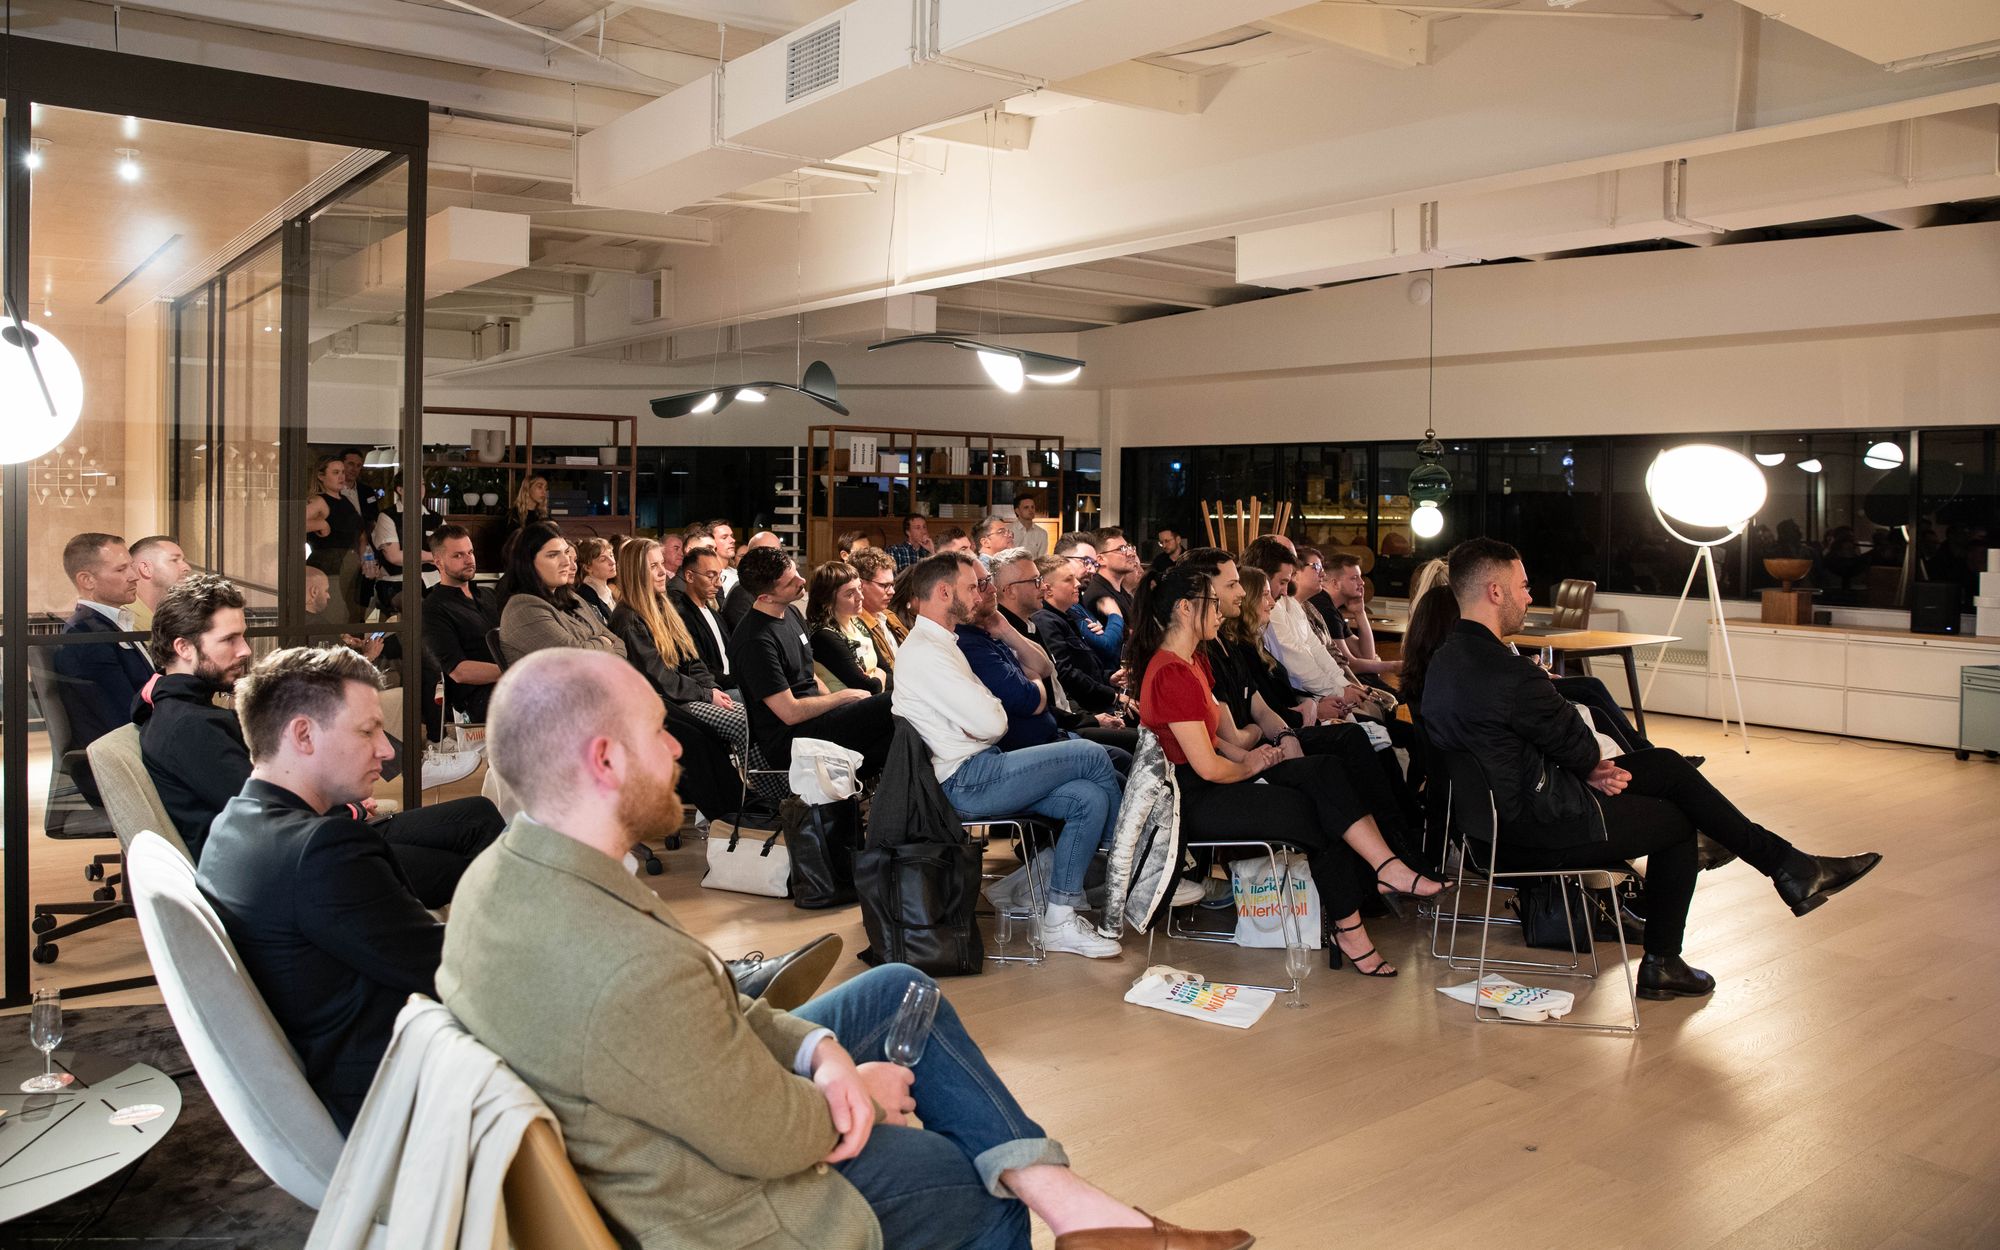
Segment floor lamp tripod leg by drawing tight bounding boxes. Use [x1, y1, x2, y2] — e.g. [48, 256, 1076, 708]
[1643, 548, 1705, 709]
[1701, 545, 1751, 753]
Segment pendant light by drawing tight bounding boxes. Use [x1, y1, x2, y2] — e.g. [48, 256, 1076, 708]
[1406, 271, 1450, 537]
[651, 360, 848, 420]
[0, 296, 84, 464]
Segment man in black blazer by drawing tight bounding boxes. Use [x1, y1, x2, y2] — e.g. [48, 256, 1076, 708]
[1420, 537, 1881, 1002]
[52, 533, 154, 747]
[670, 545, 736, 692]
[198, 644, 442, 1130]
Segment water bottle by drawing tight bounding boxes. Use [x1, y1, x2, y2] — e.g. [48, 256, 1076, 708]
[362, 550, 379, 579]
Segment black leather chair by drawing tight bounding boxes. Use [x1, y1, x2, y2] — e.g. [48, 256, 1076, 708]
[25, 647, 128, 964]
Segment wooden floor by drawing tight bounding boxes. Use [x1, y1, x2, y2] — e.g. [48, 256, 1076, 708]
[13, 715, 2000, 1248]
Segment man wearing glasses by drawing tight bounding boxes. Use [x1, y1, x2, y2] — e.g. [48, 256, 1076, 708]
[1081, 527, 1140, 634]
[850, 547, 905, 667]
[670, 546, 737, 695]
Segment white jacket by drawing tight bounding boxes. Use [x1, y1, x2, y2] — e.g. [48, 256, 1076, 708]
[306, 997, 557, 1250]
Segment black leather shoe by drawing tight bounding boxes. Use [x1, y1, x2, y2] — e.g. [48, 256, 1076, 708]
[1695, 834, 1737, 872]
[1773, 851, 1883, 917]
[1637, 954, 1715, 1000]
[1683, 754, 1707, 770]
[728, 934, 843, 1011]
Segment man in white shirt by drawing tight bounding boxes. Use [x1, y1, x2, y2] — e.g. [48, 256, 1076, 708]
[1008, 493, 1050, 559]
[1245, 537, 1367, 705]
[890, 552, 1123, 959]
[127, 534, 190, 632]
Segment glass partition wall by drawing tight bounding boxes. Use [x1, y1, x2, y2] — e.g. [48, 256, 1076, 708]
[0, 38, 427, 1006]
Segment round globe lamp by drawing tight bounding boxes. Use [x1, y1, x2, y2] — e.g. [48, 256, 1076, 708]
[0, 321, 84, 464]
[1410, 501, 1444, 538]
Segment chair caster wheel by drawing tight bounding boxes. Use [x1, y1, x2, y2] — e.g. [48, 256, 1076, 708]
[645, 856, 664, 876]
[84, 863, 104, 882]
[93, 887, 115, 902]
[31, 913, 56, 935]
[664, 835, 681, 852]
[1956, 749, 1971, 761]
[32, 944, 57, 964]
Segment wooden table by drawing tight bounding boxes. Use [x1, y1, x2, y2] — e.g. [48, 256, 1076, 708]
[1505, 629, 1680, 742]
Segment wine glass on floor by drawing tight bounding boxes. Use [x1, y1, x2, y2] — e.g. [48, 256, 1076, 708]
[22, 988, 70, 1093]
[885, 980, 942, 1067]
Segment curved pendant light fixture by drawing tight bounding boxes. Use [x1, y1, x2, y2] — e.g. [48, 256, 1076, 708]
[651, 359, 849, 420]
[865, 335, 1084, 390]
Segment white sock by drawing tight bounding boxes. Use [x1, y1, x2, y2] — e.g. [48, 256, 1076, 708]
[1044, 902, 1076, 928]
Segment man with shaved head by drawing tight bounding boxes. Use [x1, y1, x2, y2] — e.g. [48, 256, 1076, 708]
[442, 649, 1252, 1250]
[720, 530, 784, 631]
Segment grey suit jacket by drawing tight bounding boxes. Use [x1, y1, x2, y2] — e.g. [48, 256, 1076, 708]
[439, 817, 880, 1250]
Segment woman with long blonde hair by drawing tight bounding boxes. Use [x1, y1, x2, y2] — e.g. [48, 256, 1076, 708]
[609, 537, 778, 815]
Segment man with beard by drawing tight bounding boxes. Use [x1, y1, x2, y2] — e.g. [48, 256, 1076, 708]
[442, 648, 1250, 1250]
[138, 575, 503, 892]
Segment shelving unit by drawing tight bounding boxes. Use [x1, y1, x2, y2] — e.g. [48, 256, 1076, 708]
[806, 425, 1067, 566]
[420, 407, 640, 544]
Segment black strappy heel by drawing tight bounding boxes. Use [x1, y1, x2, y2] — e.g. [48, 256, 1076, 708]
[1330, 920, 1397, 977]
[1372, 854, 1449, 902]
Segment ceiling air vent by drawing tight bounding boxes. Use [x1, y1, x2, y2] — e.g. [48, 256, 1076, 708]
[785, 21, 841, 103]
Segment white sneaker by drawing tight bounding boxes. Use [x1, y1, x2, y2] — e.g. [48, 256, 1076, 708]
[1040, 915, 1122, 959]
[1171, 877, 1205, 908]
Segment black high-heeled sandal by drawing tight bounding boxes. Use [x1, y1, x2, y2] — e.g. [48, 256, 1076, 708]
[1372, 854, 1449, 902]
[1330, 920, 1397, 976]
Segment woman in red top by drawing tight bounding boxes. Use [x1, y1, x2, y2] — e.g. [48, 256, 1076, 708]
[1134, 550, 1445, 975]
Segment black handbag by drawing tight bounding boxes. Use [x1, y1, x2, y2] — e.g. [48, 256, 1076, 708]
[852, 841, 985, 976]
[783, 797, 859, 910]
[1510, 876, 1639, 951]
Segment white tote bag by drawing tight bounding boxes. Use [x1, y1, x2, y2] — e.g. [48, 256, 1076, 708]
[1229, 851, 1321, 949]
[1122, 965, 1277, 1030]
[701, 823, 791, 898]
[788, 738, 864, 805]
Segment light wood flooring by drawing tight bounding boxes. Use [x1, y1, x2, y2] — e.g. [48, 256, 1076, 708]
[11, 714, 2000, 1248]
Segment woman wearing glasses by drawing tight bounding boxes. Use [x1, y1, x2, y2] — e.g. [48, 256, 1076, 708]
[1131, 550, 1445, 976]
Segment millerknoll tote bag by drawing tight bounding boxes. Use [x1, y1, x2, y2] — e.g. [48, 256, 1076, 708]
[1229, 851, 1322, 949]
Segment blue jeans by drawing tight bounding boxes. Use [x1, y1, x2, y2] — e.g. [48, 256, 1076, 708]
[941, 742, 1120, 906]
[795, 965, 1065, 1250]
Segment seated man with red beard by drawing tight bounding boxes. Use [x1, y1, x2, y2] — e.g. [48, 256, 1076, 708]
[440, 648, 1254, 1250]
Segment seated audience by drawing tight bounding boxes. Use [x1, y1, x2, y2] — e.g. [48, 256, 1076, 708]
[966, 553, 1133, 777]
[1152, 524, 1189, 567]
[892, 553, 1125, 959]
[310, 454, 371, 619]
[1133, 551, 1442, 976]
[573, 536, 619, 624]
[834, 529, 870, 562]
[1245, 537, 1376, 713]
[1009, 492, 1050, 558]
[127, 534, 190, 631]
[369, 481, 439, 615]
[720, 530, 782, 632]
[1032, 553, 1127, 717]
[609, 537, 759, 821]
[1320, 552, 1400, 680]
[1082, 527, 1140, 627]
[729, 546, 893, 774]
[421, 525, 502, 726]
[1052, 532, 1123, 666]
[197, 647, 447, 1130]
[974, 515, 1015, 558]
[711, 519, 742, 597]
[807, 559, 886, 694]
[443, 649, 1253, 1250]
[53, 532, 153, 747]
[497, 524, 626, 666]
[888, 513, 934, 570]
[143, 580, 502, 885]
[671, 544, 736, 691]
[850, 547, 904, 668]
[493, 475, 550, 566]
[1419, 538, 1882, 999]
[656, 531, 685, 582]
[933, 525, 973, 556]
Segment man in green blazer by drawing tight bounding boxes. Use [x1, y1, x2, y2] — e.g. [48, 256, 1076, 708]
[441, 648, 1253, 1250]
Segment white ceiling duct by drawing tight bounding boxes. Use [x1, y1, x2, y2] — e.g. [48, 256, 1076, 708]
[314, 206, 530, 339]
[578, 0, 1311, 213]
[1732, 0, 2000, 69]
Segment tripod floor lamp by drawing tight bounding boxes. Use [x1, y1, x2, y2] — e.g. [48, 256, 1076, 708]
[1642, 444, 1769, 754]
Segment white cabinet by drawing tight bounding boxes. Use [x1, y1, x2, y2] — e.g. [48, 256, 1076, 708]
[1706, 621, 1998, 747]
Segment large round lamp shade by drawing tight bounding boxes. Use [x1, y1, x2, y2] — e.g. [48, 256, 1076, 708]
[1646, 444, 1767, 533]
[0, 323, 84, 464]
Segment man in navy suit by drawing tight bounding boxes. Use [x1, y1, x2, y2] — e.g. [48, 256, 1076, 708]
[52, 532, 153, 747]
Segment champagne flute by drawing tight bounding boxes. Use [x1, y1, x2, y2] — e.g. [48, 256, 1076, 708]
[1284, 940, 1312, 1009]
[22, 988, 69, 1092]
[884, 981, 942, 1068]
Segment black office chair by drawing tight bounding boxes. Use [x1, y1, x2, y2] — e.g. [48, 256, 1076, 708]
[25, 649, 130, 964]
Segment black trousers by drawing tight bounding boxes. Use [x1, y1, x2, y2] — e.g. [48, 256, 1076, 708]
[381, 796, 504, 910]
[790, 692, 895, 778]
[1295, 722, 1412, 846]
[666, 703, 747, 820]
[1552, 676, 1651, 752]
[1498, 748, 1794, 957]
[1174, 756, 1368, 921]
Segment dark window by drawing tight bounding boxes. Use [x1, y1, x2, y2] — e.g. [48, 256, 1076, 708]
[1484, 440, 1606, 600]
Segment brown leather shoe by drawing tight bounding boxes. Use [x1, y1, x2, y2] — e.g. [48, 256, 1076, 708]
[1053, 1211, 1254, 1250]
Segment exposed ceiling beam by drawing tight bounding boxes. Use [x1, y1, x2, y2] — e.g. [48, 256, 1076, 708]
[917, 113, 1035, 151]
[613, 0, 841, 37]
[1005, 270, 1222, 309]
[1861, 205, 1953, 230]
[554, 3, 634, 44]
[431, 134, 578, 185]
[1052, 61, 1225, 115]
[1254, 3, 1430, 70]
[112, 0, 711, 92]
[531, 239, 652, 273]
[935, 288, 1136, 326]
